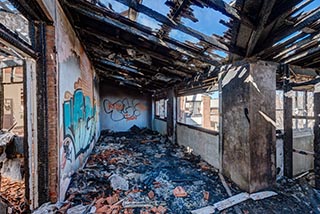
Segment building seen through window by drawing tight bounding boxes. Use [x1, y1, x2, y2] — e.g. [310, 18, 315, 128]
[178, 91, 219, 131]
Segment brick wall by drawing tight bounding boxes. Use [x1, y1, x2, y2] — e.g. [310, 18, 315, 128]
[45, 25, 58, 202]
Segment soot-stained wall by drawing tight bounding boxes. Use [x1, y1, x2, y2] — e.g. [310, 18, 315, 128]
[55, 5, 100, 200]
[100, 84, 151, 132]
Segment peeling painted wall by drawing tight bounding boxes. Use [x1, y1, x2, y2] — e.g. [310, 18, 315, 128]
[100, 84, 151, 132]
[54, 5, 100, 200]
[177, 124, 220, 169]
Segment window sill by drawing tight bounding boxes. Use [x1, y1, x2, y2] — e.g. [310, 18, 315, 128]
[155, 117, 167, 122]
[177, 122, 219, 136]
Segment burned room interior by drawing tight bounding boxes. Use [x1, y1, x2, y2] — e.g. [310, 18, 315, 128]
[0, 0, 319, 213]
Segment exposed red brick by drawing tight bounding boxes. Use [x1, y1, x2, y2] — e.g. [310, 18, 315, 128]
[46, 25, 58, 202]
[203, 191, 209, 201]
[148, 190, 155, 200]
[173, 186, 187, 197]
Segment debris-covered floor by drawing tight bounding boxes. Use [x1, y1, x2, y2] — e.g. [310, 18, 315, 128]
[34, 128, 320, 214]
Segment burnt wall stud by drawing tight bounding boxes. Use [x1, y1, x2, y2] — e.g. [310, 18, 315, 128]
[283, 63, 293, 178]
[314, 86, 320, 189]
[36, 22, 49, 204]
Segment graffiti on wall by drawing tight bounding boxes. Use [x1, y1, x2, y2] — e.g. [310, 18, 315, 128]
[103, 98, 147, 122]
[62, 87, 96, 168]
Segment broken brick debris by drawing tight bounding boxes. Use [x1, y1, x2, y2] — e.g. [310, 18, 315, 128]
[32, 127, 320, 214]
[0, 176, 26, 213]
[203, 191, 210, 201]
[147, 191, 155, 200]
[173, 186, 187, 198]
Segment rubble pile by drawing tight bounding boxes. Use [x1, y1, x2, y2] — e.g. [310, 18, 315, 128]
[33, 127, 320, 213]
[63, 127, 229, 213]
[0, 176, 26, 213]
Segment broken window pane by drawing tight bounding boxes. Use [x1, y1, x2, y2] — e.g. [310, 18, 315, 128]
[0, 0, 30, 44]
[276, 90, 283, 130]
[155, 98, 167, 119]
[307, 91, 314, 117]
[178, 91, 219, 131]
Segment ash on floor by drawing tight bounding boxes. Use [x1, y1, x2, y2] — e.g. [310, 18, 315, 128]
[33, 128, 320, 214]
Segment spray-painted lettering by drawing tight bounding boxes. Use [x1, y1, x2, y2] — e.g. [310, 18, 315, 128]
[62, 89, 96, 165]
[103, 98, 146, 122]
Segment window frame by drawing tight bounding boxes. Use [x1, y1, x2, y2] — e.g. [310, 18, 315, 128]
[177, 91, 219, 133]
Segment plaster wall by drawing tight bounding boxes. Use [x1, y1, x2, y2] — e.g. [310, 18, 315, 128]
[177, 124, 220, 169]
[293, 129, 314, 175]
[100, 84, 151, 132]
[153, 118, 167, 135]
[54, 5, 100, 200]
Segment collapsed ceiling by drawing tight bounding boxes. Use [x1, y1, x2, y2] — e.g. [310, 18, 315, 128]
[59, 0, 319, 93]
[1, 0, 319, 92]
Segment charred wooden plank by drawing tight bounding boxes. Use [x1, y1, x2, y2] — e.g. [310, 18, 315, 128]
[195, 0, 240, 20]
[246, 0, 277, 56]
[112, 0, 229, 51]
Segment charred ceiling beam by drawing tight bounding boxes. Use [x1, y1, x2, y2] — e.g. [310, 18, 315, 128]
[267, 8, 320, 49]
[96, 68, 165, 91]
[257, 32, 308, 59]
[273, 32, 320, 62]
[0, 23, 36, 58]
[65, 3, 222, 66]
[266, 0, 308, 26]
[245, 0, 276, 56]
[83, 37, 201, 78]
[94, 58, 145, 76]
[113, 0, 229, 51]
[93, 57, 182, 88]
[128, 0, 143, 21]
[81, 31, 203, 74]
[196, 0, 240, 20]
[284, 45, 320, 65]
[8, 0, 52, 23]
[158, 0, 192, 37]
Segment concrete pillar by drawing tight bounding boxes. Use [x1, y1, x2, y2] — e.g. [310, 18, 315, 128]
[283, 64, 293, 178]
[167, 88, 174, 137]
[314, 83, 320, 189]
[222, 61, 276, 193]
[202, 95, 211, 129]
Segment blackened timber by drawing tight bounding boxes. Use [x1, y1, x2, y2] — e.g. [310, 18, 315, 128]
[289, 78, 320, 88]
[172, 0, 191, 20]
[283, 64, 293, 178]
[284, 45, 320, 65]
[0, 23, 36, 58]
[257, 32, 307, 59]
[266, 0, 304, 25]
[268, 9, 320, 48]
[198, 0, 240, 20]
[70, 9, 221, 66]
[36, 22, 49, 204]
[167, 88, 175, 137]
[246, 0, 276, 56]
[22, 60, 30, 212]
[273, 33, 320, 61]
[8, 0, 52, 23]
[112, 0, 229, 51]
[314, 89, 320, 188]
[94, 58, 145, 76]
